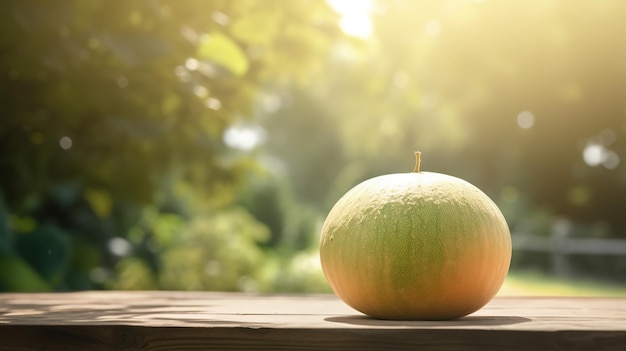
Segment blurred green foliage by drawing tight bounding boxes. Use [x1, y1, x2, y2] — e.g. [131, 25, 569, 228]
[2, 0, 626, 292]
[0, 0, 340, 291]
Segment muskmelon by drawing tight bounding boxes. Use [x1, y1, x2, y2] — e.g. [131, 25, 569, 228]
[319, 151, 511, 320]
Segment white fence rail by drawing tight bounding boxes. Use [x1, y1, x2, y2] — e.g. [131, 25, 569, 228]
[513, 234, 626, 255]
[512, 234, 626, 276]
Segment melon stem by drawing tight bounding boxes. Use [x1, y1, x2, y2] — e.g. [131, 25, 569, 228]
[413, 151, 421, 172]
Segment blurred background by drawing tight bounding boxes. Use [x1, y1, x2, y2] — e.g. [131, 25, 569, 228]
[1, 0, 626, 295]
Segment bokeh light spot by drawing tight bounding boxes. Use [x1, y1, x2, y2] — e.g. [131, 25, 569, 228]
[185, 58, 199, 70]
[87, 37, 100, 50]
[581, 142, 620, 169]
[193, 85, 208, 98]
[425, 19, 442, 36]
[223, 124, 266, 150]
[174, 65, 191, 82]
[516, 110, 535, 129]
[109, 237, 132, 256]
[59, 27, 70, 37]
[116, 76, 129, 88]
[206, 97, 222, 110]
[393, 71, 409, 89]
[129, 11, 142, 26]
[583, 143, 604, 167]
[599, 128, 616, 145]
[603, 150, 620, 169]
[89, 267, 111, 284]
[59, 136, 72, 150]
[212, 11, 230, 26]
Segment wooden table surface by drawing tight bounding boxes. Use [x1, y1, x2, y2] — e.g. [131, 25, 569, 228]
[0, 291, 624, 350]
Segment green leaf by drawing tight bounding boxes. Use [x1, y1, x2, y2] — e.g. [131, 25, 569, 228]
[0, 192, 11, 253]
[84, 188, 113, 218]
[0, 253, 51, 292]
[197, 32, 249, 76]
[15, 225, 71, 282]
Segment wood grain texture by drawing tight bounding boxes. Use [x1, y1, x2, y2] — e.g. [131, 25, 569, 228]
[0, 292, 625, 351]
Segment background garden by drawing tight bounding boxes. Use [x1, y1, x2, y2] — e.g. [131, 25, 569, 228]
[2, 0, 626, 294]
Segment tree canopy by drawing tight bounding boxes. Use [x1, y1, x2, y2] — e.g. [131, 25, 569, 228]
[0, 0, 341, 291]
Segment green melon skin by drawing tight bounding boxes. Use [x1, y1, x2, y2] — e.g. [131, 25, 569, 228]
[319, 171, 512, 320]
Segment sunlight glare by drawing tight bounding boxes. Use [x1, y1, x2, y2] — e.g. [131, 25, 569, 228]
[328, 0, 373, 38]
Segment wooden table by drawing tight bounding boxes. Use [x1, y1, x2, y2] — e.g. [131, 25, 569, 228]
[0, 292, 624, 350]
